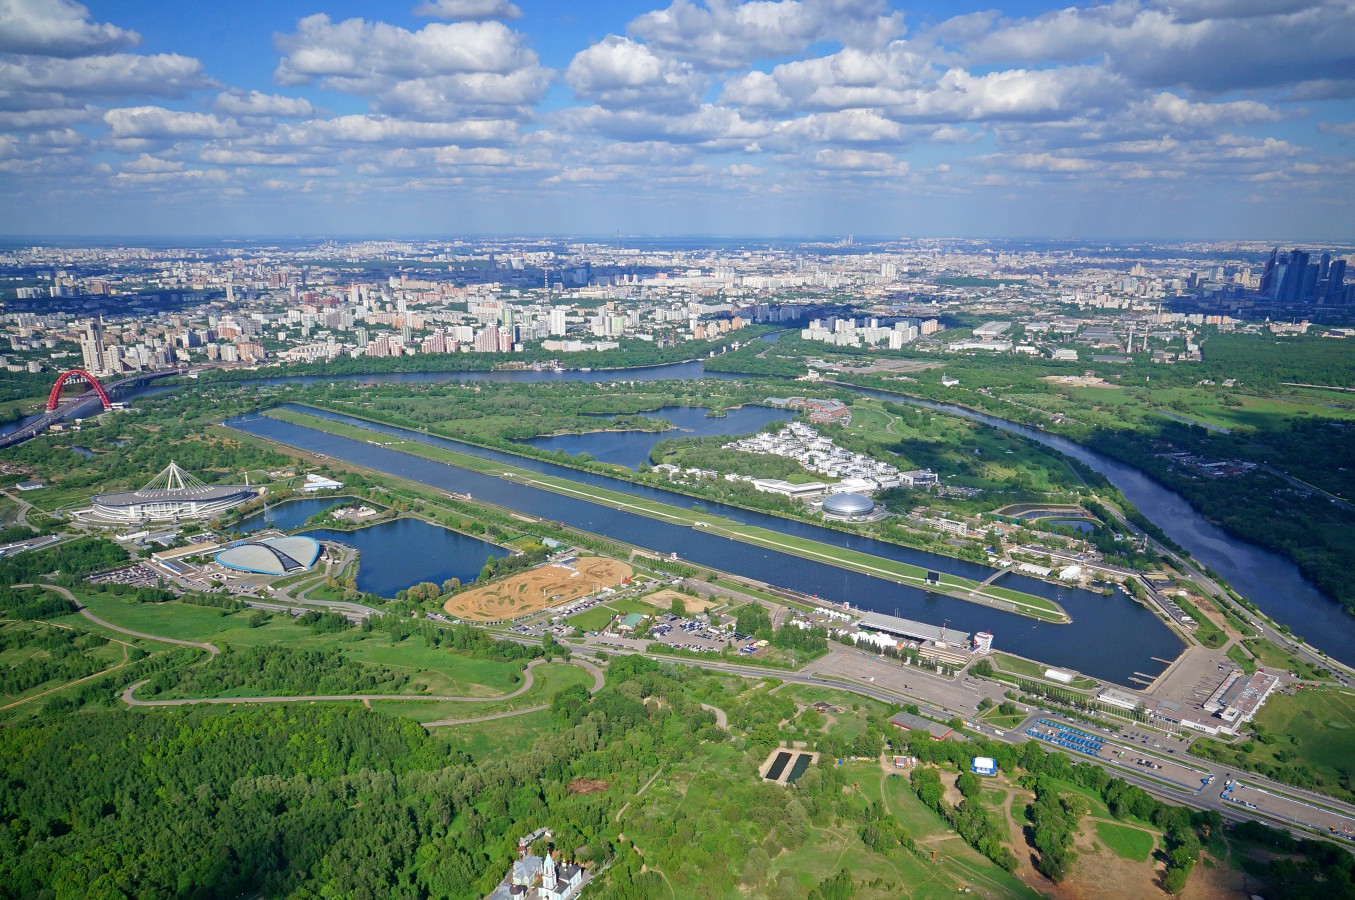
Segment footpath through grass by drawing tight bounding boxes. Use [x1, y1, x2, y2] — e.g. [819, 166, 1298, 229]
[264, 407, 1069, 622]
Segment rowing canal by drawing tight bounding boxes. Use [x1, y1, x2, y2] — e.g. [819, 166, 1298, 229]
[226, 410, 1183, 686]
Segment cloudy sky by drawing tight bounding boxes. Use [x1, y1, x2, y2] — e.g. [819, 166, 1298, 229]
[1, 0, 1352, 240]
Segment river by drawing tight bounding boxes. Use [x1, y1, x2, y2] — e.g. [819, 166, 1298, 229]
[14, 354, 1349, 666]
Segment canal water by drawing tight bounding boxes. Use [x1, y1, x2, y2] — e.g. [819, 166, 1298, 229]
[229, 496, 507, 597]
[229, 496, 358, 533]
[277, 405, 1060, 589]
[227, 412, 1183, 685]
[517, 404, 793, 469]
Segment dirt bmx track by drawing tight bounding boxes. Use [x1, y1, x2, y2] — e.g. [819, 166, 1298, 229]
[444, 557, 633, 621]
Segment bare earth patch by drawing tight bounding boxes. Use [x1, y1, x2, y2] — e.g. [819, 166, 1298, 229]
[1049, 824, 1167, 900]
[444, 557, 633, 621]
[569, 778, 611, 795]
[1042, 375, 1121, 389]
[642, 589, 718, 614]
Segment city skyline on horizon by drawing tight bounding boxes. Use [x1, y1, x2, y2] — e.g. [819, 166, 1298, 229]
[2, 0, 1353, 241]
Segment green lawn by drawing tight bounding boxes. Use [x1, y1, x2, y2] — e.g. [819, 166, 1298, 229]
[1094, 820, 1155, 861]
[1255, 687, 1355, 776]
[367, 661, 593, 724]
[1175, 596, 1226, 649]
[979, 709, 1027, 730]
[991, 651, 1098, 689]
[1243, 638, 1332, 680]
[1227, 644, 1257, 674]
[567, 606, 623, 632]
[432, 708, 553, 755]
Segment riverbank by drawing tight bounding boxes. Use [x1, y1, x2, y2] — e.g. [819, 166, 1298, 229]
[262, 406, 1071, 622]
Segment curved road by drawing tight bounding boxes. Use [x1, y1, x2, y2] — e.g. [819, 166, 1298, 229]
[23, 584, 220, 659]
[423, 657, 605, 727]
[700, 702, 729, 729]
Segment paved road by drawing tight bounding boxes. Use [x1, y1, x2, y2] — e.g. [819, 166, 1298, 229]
[701, 702, 729, 729]
[23, 584, 220, 659]
[2, 490, 36, 528]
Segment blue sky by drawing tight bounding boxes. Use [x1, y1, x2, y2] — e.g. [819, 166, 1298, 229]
[2, 0, 1353, 240]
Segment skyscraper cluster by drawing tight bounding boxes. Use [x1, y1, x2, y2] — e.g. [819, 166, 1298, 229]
[1259, 249, 1350, 305]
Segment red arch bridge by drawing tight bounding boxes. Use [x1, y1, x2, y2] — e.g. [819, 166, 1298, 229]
[46, 369, 112, 412]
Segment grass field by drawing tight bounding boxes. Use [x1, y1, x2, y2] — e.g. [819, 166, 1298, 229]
[1094, 820, 1155, 861]
[1193, 687, 1355, 803]
[566, 606, 623, 632]
[567, 596, 656, 632]
[991, 651, 1098, 689]
[433, 707, 553, 754]
[1243, 638, 1332, 680]
[367, 661, 593, 724]
[65, 591, 528, 696]
[1175, 596, 1226, 648]
[979, 709, 1027, 730]
[1255, 687, 1355, 777]
[1227, 644, 1257, 674]
[444, 557, 633, 621]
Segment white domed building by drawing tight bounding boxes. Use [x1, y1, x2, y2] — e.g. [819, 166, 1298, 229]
[215, 536, 321, 576]
[820, 492, 883, 522]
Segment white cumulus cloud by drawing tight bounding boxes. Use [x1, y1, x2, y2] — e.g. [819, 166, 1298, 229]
[0, 0, 138, 57]
[566, 36, 705, 110]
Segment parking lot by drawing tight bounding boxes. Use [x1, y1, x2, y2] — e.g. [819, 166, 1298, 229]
[89, 563, 163, 588]
[645, 612, 779, 657]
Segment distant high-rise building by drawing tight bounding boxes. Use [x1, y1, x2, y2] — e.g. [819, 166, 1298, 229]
[79, 319, 107, 375]
[548, 308, 568, 336]
[1323, 259, 1347, 304]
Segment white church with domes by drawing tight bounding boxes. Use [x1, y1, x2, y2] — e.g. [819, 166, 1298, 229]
[487, 829, 589, 900]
